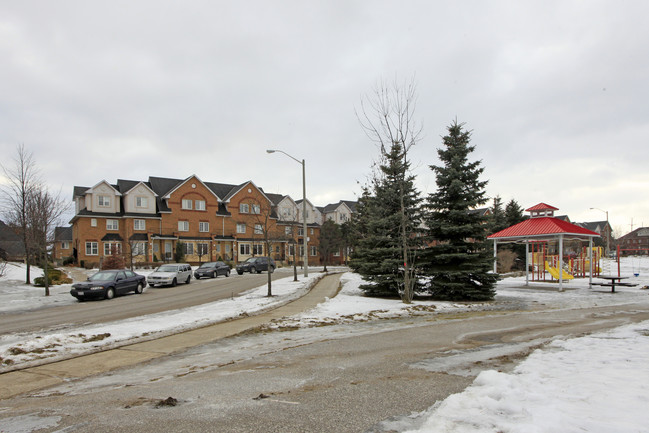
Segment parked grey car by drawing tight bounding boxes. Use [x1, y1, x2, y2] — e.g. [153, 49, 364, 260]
[236, 257, 275, 275]
[194, 261, 230, 279]
[147, 263, 192, 287]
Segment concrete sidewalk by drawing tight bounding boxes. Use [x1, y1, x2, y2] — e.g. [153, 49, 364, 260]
[0, 273, 342, 400]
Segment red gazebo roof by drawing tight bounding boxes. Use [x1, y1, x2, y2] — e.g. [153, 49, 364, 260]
[525, 203, 559, 212]
[488, 217, 600, 241]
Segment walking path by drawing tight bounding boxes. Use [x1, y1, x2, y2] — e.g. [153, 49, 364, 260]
[0, 273, 342, 400]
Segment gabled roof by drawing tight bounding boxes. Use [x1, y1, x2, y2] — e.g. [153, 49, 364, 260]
[161, 174, 221, 201]
[323, 200, 355, 214]
[54, 226, 72, 241]
[488, 217, 600, 241]
[223, 180, 273, 204]
[118, 179, 157, 197]
[86, 180, 122, 196]
[526, 203, 558, 212]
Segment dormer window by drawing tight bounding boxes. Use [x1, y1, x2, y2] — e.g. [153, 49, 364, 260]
[136, 197, 148, 208]
[98, 195, 110, 207]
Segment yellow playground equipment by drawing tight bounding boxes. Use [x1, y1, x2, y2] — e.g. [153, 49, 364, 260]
[529, 243, 603, 282]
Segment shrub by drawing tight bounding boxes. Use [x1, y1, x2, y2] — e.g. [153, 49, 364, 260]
[62, 256, 74, 266]
[497, 249, 517, 273]
[33, 268, 73, 286]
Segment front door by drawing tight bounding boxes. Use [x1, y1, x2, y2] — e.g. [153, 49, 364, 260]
[165, 241, 172, 261]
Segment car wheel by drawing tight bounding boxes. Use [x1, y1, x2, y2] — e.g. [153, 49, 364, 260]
[212, 271, 217, 278]
[251, 266, 257, 274]
[186, 275, 191, 284]
[237, 271, 243, 275]
[105, 287, 115, 300]
[269, 266, 275, 273]
[135, 283, 144, 294]
[171, 278, 177, 287]
[225, 270, 230, 277]
[148, 283, 155, 288]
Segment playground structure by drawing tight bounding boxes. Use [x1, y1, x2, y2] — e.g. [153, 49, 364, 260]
[615, 245, 649, 277]
[528, 241, 604, 283]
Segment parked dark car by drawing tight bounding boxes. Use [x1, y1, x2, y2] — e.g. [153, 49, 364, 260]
[70, 269, 146, 301]
[194, 261, 231, 279]
[236, 257, 276, 275]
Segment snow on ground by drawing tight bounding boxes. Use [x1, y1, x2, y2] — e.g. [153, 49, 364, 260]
[1, 257, 649, 432]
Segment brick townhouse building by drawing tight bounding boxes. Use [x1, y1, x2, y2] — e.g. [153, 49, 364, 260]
[66, 174, 324, 268]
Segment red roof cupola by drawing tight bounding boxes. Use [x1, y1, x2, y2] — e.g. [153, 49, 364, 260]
[526, 202, 559, 218]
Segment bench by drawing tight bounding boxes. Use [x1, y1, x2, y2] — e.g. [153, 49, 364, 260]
[592, 282, 638, 293]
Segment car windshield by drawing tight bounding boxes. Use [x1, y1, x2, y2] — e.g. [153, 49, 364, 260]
[156, 265, 178, 272]
[245, 258, 257, 263]
[199, 263, 215, 269]
[89, 271, 117, 282]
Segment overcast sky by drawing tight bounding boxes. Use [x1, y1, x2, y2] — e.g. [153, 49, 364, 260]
[1, 1, 648, 235]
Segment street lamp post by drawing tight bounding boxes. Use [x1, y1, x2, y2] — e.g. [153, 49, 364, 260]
[267, 149, 308, 278]
[590, 207, 610, 256]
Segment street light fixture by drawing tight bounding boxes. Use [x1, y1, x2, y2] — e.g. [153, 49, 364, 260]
[267, 149, 308, 277]
[590, 207, 610, 256]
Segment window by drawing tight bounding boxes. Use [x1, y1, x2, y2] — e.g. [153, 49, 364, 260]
[216, 244, 221, 253]
[104, 242, 121, 256]
[134, 219, 146, 230]
[254, 224, 263, 234]
[85, 242, 98, 256]
[91, 218, 97, 227]
[132, 242, 146, 256]
[197, 242, 209, 255]
[153, 243, 159, 253]
[239, 203, 249, 213]
[195, 200, 206, 211]
[251, 204, 261, 214]
[333, 251, 340, 257]
[253, 244, 263, 255]
[240, 243, 250, 255]
[183, 243, 194, 255]
[311, 246, 317, 256]
[275, 246, 280, 253]
[236, 223, 246, 234]
[199, 222, 209, 232]
[182, 199, 193, 210]
[310, 228, 314, 235]
[225, 244, 231, 253]
[298, 228, 304, 236]
[61, 241, 70, 249]
[178, 221, 189, 231]
[136, 196, 148, 208]
[299, 245, 305, 257]
[98, 195, 110, 207]
[289, 244, 295, 256]
[107, 219, 119, 230]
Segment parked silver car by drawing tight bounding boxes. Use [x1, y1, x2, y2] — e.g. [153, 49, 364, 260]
[147, 263, 192, 287]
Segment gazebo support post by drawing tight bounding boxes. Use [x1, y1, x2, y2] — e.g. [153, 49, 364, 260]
[588, 237, 593, 289]
[525, 241, 530, 286]
[559, 234, 564, 292]
[493, 240, 498, 273]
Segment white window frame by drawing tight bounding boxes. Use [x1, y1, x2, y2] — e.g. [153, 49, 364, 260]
[199, 221, 209, 232]
[253, 244, 263, 255]
[182, 199, 193, 210]
[240, 243, 250, 255]
[239, 203, 249, 214]
[132, 242, 146, 256]
[298, 227, 304, 236]
[251, 204, 261, 214]
[236, 223, 246, 234]
[285, 226, 292, 235]
[85, 242, 98, 256]
[134, 219, 146, 230]
[197, 242, 209, 255]
[106, 219, 119, 230]
[98, 195, 110, 207]
[136, 196, 148, 208]
[178, 221, 189, 232]
[91, 218, 97, 227]
[195, 200, 206, 211]
[183, 243, 194, 255]
[254, 224, 263, 235]
[104, 242, 121, 256]
[61, 241, 70, 249]
[310, 245, 317, 256]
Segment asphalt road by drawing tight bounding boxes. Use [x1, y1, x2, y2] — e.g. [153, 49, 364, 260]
[2, 297, 649, 432]
[0, 270, 291, 336]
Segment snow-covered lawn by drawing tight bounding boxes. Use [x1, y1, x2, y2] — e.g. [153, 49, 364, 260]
[1, 257, 649, 432]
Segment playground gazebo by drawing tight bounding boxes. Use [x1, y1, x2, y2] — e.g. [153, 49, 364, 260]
[488, 203, 601, 291]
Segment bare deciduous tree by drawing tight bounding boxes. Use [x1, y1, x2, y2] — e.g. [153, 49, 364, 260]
[356, 77, 423, 304]
[1, 144, 40, 284]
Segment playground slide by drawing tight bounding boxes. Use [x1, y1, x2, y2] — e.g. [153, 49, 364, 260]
[545, 261, 574, 280]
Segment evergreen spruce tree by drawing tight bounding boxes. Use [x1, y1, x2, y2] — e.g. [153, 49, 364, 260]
[420, 120, 498, 301]
[350, 142, 422, 298]
[489, 195, 508, 234]
[504, 199, 526, 227]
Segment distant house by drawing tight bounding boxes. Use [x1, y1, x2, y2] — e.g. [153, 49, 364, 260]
[616, 227, 649, 256]
[0, 220, 25, 261]
[575, 220, 613, 252]
[53, 226, 73, 264]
